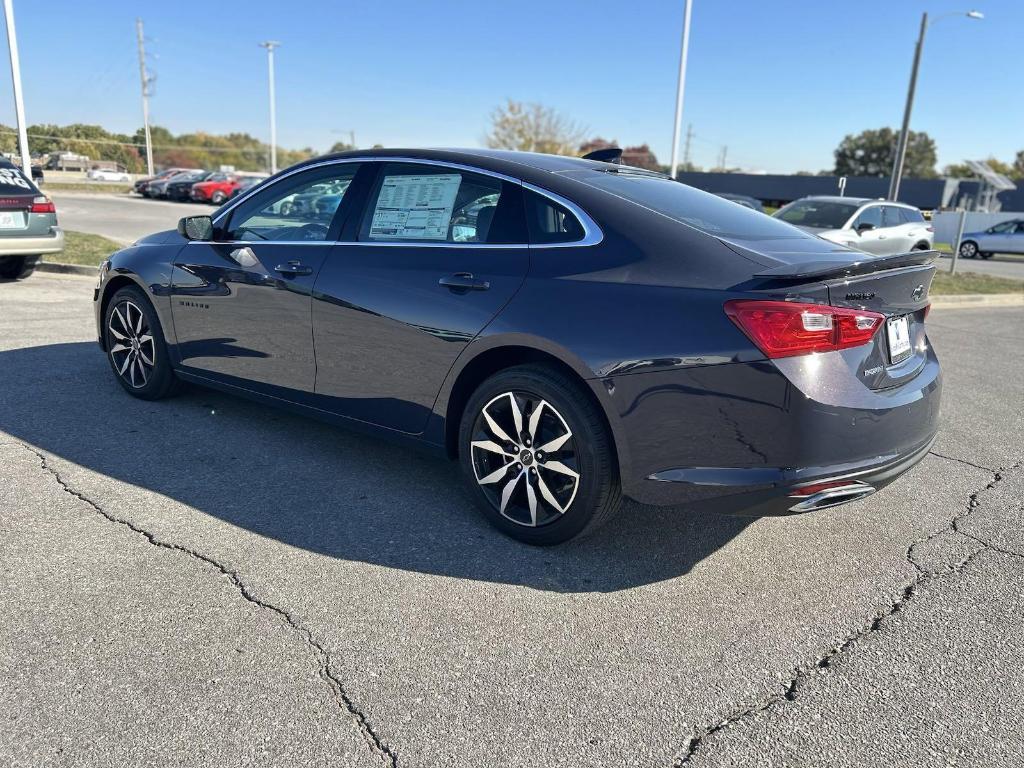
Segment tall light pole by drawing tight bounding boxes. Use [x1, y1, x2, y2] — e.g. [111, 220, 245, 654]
[888, 9, 983, 201]
[136, 18, 154, 176]
[669, 0, 693, 179]
[259, 41, 280, 174]
[3, 0, 31, 177]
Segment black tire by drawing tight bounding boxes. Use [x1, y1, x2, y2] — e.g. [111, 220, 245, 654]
[980, 251, 993, 260]
[959, 240, 979, 259]
[0, 255, 34, 280]
[458, 364, 621, 545]
[103, 285, 180, 400]
[912, 241, 931, 251]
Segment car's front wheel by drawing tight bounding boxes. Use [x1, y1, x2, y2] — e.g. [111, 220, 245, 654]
[959, 240, 979, 259]
[458, 365, 621, 545]
[211, 190, 227, 205]
[103, 286, 180, 400]
[0, 255, 34, 280]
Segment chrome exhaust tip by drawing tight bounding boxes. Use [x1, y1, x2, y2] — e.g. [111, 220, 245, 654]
[788, 481, 876, 513]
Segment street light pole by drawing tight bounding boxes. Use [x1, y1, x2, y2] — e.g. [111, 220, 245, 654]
[2, 0, 31, 177]
[136, 18, 155, 177]
[888, 10, 983, 201]
[259, 41, 280, 174]
[669, 0, 693, 180]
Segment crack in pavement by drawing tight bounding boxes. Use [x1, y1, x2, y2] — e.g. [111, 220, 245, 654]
[14, 442, 398, 768]
[674, 457, 1022, 766]
[928, 450, 996, 473]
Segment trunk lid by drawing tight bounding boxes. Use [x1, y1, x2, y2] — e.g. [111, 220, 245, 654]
[721, 237, 936, 390]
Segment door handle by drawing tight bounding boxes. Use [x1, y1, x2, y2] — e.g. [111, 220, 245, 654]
[274, 261, 313, 276]
[438, 272, 490, 292]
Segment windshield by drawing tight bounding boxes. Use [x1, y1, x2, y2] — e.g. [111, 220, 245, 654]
[574, 171, 807, 240]
[775, 200, 859, 230]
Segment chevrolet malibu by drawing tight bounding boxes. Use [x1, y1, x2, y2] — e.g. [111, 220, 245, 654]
[93, 149, 941, 544]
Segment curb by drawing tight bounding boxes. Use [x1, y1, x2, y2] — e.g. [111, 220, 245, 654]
[36, 261, 98, 277]
[931, 293, 1023, 310]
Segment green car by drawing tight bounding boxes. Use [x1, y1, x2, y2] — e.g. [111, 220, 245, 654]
[0, 161, 64, 280]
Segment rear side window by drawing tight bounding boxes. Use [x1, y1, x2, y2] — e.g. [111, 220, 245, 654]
[359, 163, 525, 244]
[0, 166, 39, 196]
[882, 206, 905, 227]
[524, 188, 585, 244]
[577, 171, 807, 240]
[898, 207, 925, 223]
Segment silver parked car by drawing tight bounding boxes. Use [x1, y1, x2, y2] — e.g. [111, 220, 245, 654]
[958, 219, 1024, 259]
[774, 196, 933, 256]
[0, 162, 64, 280]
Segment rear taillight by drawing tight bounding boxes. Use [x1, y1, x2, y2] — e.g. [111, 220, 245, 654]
[724, 300, 884, 359]
[926, 226, 934, 232]
[30, 196, 56, 214]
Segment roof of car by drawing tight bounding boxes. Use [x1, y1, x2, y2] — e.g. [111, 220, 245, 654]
[797, 195, 918, 209]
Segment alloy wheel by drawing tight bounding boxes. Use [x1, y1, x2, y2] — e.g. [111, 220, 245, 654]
[960, 242, 977, 258]
[470, 391, 581, 527]
[108, 300, 156, 389]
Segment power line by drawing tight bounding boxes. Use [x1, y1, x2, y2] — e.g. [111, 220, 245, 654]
[0, 128, 273, 154]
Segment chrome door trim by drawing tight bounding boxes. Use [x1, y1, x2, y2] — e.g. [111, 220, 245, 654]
[210, 155, 603, 249]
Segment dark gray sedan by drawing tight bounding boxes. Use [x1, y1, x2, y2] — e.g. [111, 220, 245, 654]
[0, 161, 64, 280]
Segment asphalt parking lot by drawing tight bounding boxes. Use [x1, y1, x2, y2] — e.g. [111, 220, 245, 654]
[49, 192, 210, 244]
[1, 273, 1022, 767]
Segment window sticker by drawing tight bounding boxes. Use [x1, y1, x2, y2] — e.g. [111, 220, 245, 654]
[0, 168, 33, 190]
[369, 174, 462, 240]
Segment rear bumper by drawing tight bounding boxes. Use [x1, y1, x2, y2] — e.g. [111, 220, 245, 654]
[0, 228, 64, 256]
[601, 344, 942, 514]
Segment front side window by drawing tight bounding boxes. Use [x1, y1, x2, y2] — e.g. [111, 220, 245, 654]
[225, 165, 358, 242]
[359, 163, 523, 244]
[989, 221, 1015, 233]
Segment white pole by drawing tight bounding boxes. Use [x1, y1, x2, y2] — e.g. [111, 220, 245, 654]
[260, 41, 280, 174]
[950, 208, 967, 275]
[668, 0, 692, 179]
[136, 18, 154, 176]
[3, 0, 31, 177]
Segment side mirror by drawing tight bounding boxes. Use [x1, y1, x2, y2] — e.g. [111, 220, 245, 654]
[178, 215, 213, 241]
[856, 221, 875, 234]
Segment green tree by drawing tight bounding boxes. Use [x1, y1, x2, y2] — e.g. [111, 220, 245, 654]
[328, 141, 354, 154]
[833, 127, 937, 178]
[485, 100, 585, 156]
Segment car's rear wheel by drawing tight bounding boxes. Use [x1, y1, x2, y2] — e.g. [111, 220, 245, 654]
[458, 365, 621, 545]
[104, 286, 180, 400]
[0, 255, 34, 280]
[959, 240, 978, 259]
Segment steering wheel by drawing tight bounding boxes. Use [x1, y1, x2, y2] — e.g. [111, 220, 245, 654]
[295, 222, 329, 241]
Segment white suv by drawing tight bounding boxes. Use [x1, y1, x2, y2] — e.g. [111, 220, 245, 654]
[773, 196, 933, 255]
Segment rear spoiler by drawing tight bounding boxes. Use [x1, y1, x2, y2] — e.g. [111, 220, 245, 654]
[753, 250, 938, 281]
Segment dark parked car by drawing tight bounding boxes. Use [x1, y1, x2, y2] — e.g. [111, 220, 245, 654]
[165, 171, 214, 202]
[0, 160, 63, 280]
[228, 175, 265, 200]
[135, 168, 190, 197]
[93, 148, 940, 544]
[715, 192, 765, 213]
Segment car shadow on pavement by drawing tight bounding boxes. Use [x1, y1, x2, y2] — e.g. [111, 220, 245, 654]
[0, 342, 753, 593]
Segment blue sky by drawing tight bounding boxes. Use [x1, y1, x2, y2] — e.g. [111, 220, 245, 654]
[0, 0, 1018, 173]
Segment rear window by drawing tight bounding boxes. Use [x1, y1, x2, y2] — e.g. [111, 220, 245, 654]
[577, 171, 806, 240]
[0, 166, 39, 196]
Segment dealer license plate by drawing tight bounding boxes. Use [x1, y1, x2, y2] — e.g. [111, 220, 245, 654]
[887, 315, 911, 364]
[0, 211, 25, 229]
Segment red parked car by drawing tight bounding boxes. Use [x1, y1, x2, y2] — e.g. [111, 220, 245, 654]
[190, 172, 242, 205]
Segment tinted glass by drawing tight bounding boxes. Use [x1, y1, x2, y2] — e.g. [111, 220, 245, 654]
[989, 221, 1015, 233]
[853, 206, 882, 229]
[775, 199, 860, 230]
[226, 164, 358, 242]
[882, 206, 905, 227]
[899, 207, 925, 223]
[0, 166, 39, 195]
[524, 188, 585, 244]
[581, 172, 805, 239]
[359, 163, 524, 244]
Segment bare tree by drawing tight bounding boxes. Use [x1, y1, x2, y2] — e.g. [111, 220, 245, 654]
[485, 100, 586, 156]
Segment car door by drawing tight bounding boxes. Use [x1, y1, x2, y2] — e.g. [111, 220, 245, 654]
[169, 162, 362, 395]
[882, 206, 913, 253]
[1009, 222, 1024, 254]
[311, 161, 530, 434]
[850, 205, 887, 254]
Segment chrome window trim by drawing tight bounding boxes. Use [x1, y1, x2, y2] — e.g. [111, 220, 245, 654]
[210, 155, 603, 249]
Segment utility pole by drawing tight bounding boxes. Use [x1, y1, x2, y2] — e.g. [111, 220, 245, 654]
[682, 123, 693, 170]
[888, 12, 927, 202]
[718, 145, 728, 171]
[3, 0, 31, 177]
[136, 18, 154, 177]
[259, 41, 280, 174]
[668, 0, 693, 179]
